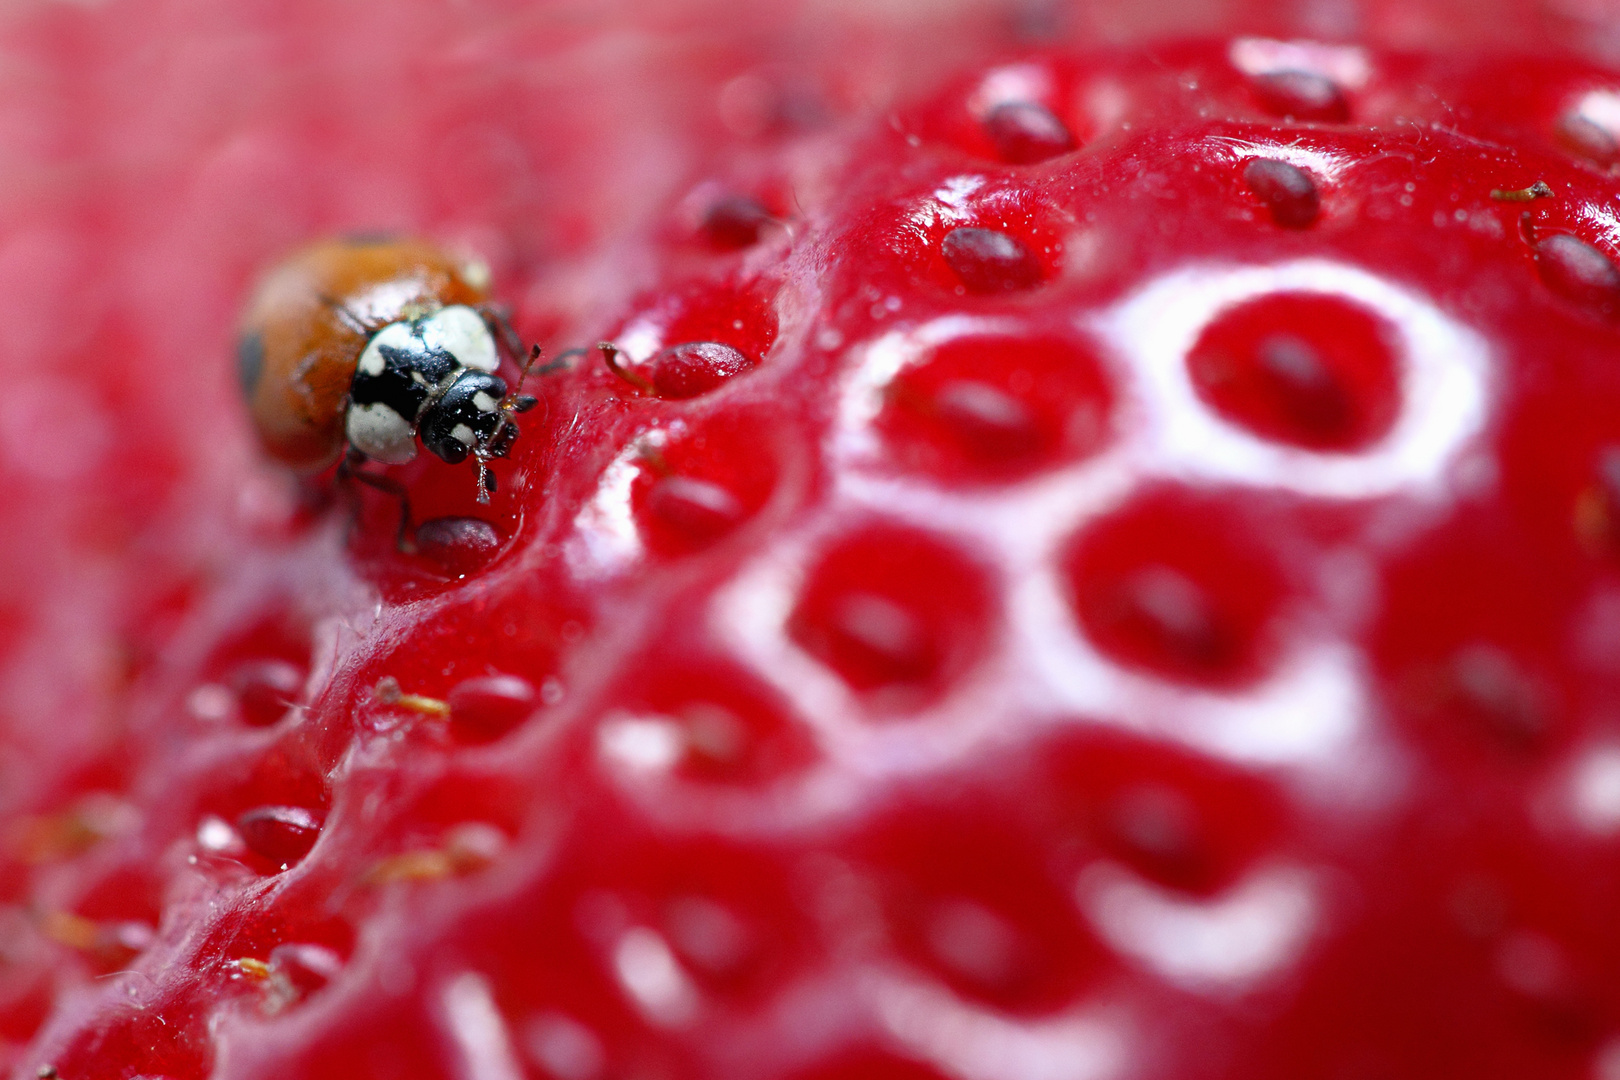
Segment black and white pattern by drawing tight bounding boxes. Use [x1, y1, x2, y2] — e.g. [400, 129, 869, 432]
[420, 370, 510, 465]
[344, 305, 505, 465]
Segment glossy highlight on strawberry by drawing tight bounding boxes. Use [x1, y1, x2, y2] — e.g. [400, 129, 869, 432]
[8, 11, 1620, 1080]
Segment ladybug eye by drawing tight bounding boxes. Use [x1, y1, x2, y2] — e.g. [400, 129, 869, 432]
[420, 372, 509, 465]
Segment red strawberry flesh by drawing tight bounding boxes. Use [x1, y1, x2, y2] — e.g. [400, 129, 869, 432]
[9, 10, 1620, 1080]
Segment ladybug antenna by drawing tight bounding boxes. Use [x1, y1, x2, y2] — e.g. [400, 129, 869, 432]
[534, 345, 588, 378]
[506, 345, 541, 407]
[477, 301, 528, 362]
[498, 338, 589, 418]
[494, 344, 543, 423]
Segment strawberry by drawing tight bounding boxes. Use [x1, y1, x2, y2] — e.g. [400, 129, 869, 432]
[9, 3, 1620, 1080]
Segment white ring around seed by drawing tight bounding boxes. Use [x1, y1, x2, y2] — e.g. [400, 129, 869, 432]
[1094, 258, 1492, 499]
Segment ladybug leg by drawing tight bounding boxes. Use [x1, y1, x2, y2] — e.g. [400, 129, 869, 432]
[473, 304, 579, 391]
[337, 449, 417, 553]
[474, 302, 528, 364]
[531, 345, 587, 378]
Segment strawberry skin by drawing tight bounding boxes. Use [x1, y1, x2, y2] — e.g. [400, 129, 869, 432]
[10, 8, 1620, 1080]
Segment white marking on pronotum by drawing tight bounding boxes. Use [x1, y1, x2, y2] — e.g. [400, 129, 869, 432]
[440, 972, 524, 1080]
[422, 304, 498, 373]
[356, 320, 414, 377]
[346, 402, 418, 464]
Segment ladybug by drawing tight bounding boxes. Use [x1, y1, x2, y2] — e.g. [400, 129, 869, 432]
[237, 237, 538, 503]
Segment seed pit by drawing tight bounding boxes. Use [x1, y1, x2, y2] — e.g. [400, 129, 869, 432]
[924, 898, 1027, 989]
[663, 895, 758, 983]
[1535, 233, 1620, 316]
[49, 867, 163, 972]
[941, 227, 1045, 293]
[198, 609, 313, 724]
[1374, 523, 1575, 763]
[981, 101, 1076, 164]
[607, 279, 778, 394]
[881, 332, 1113, 480]
[414, 516, 502, 577]
[267, 942, 344, 1002]
[228, 659, 304, 727]
[646, 477, 745, 543]
[829, 593, 933, 681]
[630, 410, 781, 555]
[1186, 292, 1400, 451]
[561, 840, 810, 1007]
[1064, 493, 1286, 686]
[359, 587, 570, 734]
[1447, 644, 1549, 749]
[1559, 90, 1620, 166]
[1563, 114, 1618, 164]
[1243, 158, 1321, 228]
[699, 194, 775, 250]
[447, 674, 537, 743]
[933, 381, 1041, 454]
[1247, 69, 1350, 122]
[789, 526, 992, 705]
[857, 808, 1102, 1012]
[1043, 730, 1288, 895]
[1102, 566, 1234, 672]
[236, 804, 324, 867]
[597, 655, 816, 788]
[648, 341, 756, 399]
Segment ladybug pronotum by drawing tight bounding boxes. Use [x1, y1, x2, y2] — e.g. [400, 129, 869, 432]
[237, 237, 537, 502]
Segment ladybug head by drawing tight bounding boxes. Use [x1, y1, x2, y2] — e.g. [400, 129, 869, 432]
[419, 368, 537, 501]
[420, 370, 513, 466]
